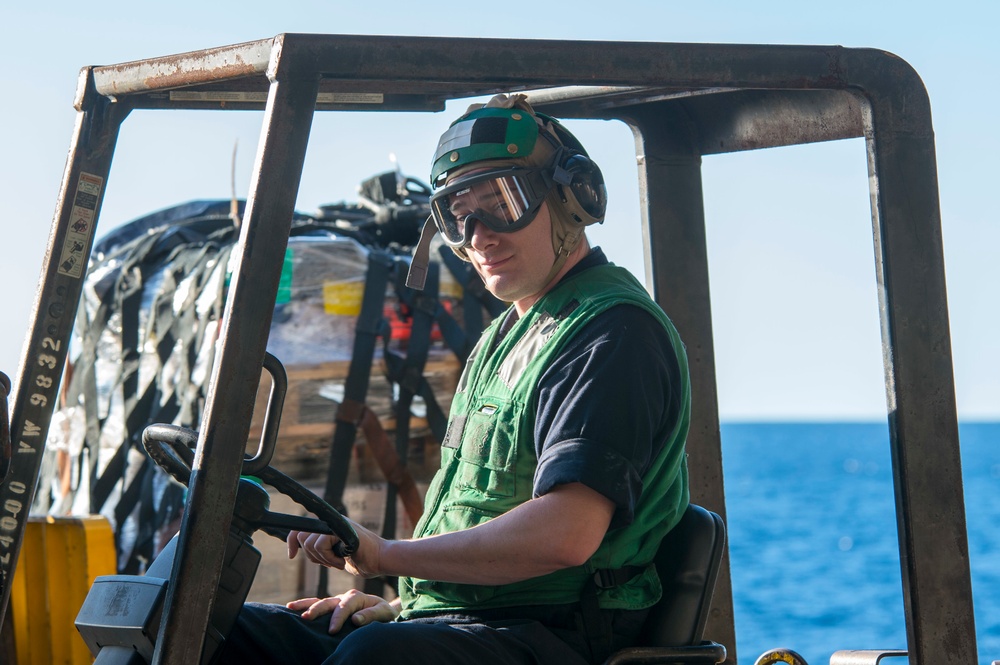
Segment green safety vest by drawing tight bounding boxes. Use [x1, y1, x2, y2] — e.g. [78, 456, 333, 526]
[398, 263, 690, 618]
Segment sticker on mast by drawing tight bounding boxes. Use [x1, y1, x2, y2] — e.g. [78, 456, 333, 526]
[57, 172, 103, 278]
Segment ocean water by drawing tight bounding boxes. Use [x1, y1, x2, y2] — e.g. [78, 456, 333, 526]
[721, 422, 1000, 665]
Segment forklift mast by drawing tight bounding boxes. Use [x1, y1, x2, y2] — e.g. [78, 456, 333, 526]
[0, 35, 972, 665]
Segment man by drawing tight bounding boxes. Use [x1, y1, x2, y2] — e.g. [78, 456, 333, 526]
[219, 93, 690, 665]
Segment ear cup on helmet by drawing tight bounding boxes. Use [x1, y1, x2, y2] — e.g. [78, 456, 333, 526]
[556, 151, 607, 225]
[539, 118, 607, 227]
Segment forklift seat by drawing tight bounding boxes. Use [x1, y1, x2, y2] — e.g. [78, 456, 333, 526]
[604, 503, 728, 665]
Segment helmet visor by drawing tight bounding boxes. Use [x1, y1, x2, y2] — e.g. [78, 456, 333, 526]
[429, 168, 553, 247]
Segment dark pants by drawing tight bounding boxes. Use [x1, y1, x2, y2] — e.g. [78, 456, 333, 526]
[215, 602, 648, 665]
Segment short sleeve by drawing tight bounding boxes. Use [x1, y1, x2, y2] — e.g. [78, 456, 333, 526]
[532, 304, 683, 529]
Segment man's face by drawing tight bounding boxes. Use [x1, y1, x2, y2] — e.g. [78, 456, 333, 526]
[432, 167, 553, 248]
[464, 200, 556, 313]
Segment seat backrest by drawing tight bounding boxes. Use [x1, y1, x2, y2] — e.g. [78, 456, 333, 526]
[638, 503, 727, 647]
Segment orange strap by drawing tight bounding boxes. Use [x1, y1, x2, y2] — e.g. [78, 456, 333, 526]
[358, 405, 424, 526]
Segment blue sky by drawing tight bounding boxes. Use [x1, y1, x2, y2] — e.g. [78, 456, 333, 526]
[1, 1, 996, 420]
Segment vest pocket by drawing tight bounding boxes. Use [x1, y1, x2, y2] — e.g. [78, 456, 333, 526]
[411, 578, 497, 604]
[454, 398, 519, 498]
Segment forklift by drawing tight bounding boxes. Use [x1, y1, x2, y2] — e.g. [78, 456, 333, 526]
[0, 35, 974, 664]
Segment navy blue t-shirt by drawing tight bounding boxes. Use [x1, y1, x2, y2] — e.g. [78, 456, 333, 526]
[493, 249, 684, 530]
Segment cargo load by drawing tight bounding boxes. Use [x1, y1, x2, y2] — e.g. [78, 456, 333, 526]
[35, 170, 501, 591]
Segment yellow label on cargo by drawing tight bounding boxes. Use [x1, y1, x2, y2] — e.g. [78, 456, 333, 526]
[323, 280, 364, 315]
[439, 278, 463, 299]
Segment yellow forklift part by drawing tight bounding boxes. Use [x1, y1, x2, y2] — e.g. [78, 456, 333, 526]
[11, 516, 115, 665]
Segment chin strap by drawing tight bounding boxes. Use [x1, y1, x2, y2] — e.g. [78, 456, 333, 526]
[542, 226, 583, 288]
[406, 216, 437, 290]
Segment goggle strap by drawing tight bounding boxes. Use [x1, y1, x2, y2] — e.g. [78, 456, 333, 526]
[406, 216, 437, 290]
[551, 149, 574, 186]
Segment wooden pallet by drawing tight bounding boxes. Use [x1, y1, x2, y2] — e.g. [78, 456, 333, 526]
[247, 353, 460, 483]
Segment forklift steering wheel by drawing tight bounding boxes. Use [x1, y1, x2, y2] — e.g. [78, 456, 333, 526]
[142, 423, 359, 558]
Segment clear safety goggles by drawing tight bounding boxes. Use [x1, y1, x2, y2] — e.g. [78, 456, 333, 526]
[429, 167, 554, 248]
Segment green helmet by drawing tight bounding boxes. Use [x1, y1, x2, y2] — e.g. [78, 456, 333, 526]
[430, 106, 541, 186]
[407, 97, 606, 292]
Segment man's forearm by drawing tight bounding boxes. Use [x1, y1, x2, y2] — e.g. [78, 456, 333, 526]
[378, 482, 614, 585]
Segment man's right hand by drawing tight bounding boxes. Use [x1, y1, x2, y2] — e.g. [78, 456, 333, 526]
[286, 588, 400, 634]
[287, 519, 384, 578]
